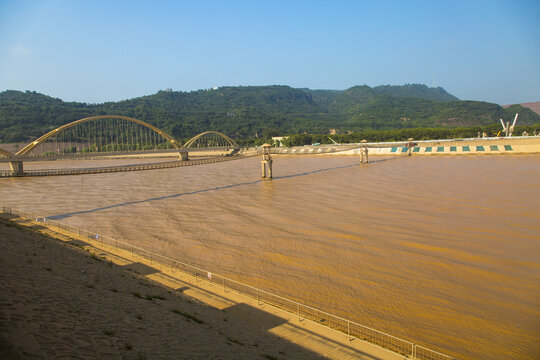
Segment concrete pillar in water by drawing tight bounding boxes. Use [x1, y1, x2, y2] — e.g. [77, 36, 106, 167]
[266, 158, 273, 178]
[364, 144, 369, 163]
[9, 161, 24, 176]
[360, 140, 368, 164]
[407, 138, 414, 156]
[261, 143, 273, 179]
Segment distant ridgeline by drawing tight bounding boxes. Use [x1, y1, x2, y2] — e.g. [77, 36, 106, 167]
[0, 84, 538, 144]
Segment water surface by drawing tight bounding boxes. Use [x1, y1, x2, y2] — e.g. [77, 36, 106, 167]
[1, 155, 539, 359]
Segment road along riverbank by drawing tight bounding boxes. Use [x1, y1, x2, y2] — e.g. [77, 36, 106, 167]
[269, 136, 540, 156]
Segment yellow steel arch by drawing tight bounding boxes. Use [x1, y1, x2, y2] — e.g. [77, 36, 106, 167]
[183, 131, 239, 149]
[0, 146, 13, 158]
[16, 115, 181, 156]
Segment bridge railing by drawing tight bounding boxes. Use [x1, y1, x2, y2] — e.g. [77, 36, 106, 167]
[0, 154, 257, 177]
[1, 206, 455, 360]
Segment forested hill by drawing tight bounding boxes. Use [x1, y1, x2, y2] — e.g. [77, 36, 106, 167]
[0, 84, 538, 143]
[372, 84, 459, 101]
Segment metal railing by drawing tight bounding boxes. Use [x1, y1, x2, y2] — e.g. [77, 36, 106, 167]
[414, 345, 456, 360]
[1, 206, 455, 360]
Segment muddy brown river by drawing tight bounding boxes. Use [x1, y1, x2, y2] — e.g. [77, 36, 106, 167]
[1, 155, 539, 359]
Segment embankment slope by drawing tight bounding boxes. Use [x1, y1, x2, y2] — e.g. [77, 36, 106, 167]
[0, 216, 325, 360]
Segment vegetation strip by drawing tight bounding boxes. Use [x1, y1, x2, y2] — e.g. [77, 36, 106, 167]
[1, 86, 538, 146]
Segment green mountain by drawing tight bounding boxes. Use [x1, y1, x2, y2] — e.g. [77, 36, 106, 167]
[0, 85, 538, 143]
[372, 84, 459, 101]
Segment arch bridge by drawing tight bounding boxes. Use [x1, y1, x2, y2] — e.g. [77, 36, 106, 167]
[1, 115, 240, 176]
[183, 131, 238, 149]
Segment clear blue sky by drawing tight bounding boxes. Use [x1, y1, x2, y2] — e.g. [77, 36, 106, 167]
[1, 0, 539, 104]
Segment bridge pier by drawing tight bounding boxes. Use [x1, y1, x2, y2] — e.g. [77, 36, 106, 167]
[407, 138, 414, 156]
[261, 158, 273, 178]
[360, 140, 368, 164]
[180, 151, 189, 161]
[261, 144, 273, 179]
[9, 161, 24, 176]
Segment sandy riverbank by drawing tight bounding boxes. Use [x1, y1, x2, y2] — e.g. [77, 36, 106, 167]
[0, 215, 328, 360]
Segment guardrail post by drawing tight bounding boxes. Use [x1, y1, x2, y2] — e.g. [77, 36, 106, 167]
[222, 277, 226, 292]
[297, 303, 300, 321]
[347, 321, 350, 341]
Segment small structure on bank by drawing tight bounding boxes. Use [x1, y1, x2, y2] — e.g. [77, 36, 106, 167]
[261, 143, 273, 179]
[500, 113, 519, 137]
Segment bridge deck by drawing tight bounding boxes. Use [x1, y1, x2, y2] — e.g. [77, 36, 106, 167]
[0, 147, 239, 163]
[0, 155, 253, 177]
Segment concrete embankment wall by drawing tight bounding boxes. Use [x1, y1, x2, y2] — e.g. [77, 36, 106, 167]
[269, 136, 540, 156]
